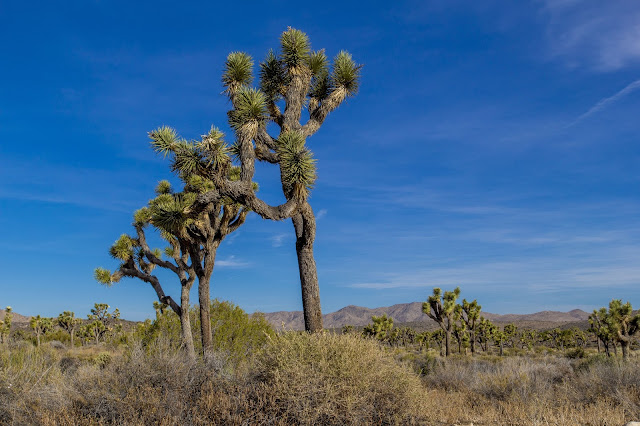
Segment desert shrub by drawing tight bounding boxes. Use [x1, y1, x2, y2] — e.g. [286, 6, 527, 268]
[253, 331, 428, 424]
[423, 355, 572, 401]
[565, 346, 586, 359]
[92, 351, 112, 369]
[136, 299, 274, 366]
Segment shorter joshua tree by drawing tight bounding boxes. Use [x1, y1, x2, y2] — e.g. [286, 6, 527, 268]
[475, 317, 496, 353]
[423, 287, 460, 356]
[0, 307, 12, 344]
[30, 315, 53, 347]
[457, 299, 481, 355]
[607, 299, 640, 360]
[57, 311, 82, 347]
[87, 303, 120, 344]
[363, 314, 395, 341]
[87, 320, 106, 345]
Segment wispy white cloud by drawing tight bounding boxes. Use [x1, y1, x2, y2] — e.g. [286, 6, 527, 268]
[270, 233, 288, 248]
[216, 255, 250, 268]
[348, 253, 640, 292]
[542, 0, 640, 71]
[567, 79, 640, 126]
[316, 209, 328, 219]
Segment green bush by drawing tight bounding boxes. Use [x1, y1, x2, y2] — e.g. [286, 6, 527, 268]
[135, 299, 275, 365]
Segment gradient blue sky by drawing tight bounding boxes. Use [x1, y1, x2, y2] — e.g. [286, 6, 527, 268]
[1, 1, 639, 320]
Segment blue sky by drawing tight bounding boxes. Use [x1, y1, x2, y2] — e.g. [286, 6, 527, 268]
[1, 0, 639, 320]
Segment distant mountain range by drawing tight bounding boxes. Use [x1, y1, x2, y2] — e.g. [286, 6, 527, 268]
[1, 303, 592, 331]
[261, 302, 591, 330]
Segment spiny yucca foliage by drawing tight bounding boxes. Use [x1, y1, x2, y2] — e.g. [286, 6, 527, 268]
[423, 286, 461, 357]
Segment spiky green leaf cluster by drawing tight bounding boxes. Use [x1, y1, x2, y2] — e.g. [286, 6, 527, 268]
[155, 180, 172, 195]
[280, 27, 310, 69]
[149, 193, 194, 233]
[222, 52, 253, 91]
[228, 87, 267, 131]
[170, 140, 208, 178]
[164, 246, 176, 258]
[332, 51, 361, 96]
[277, 130, 316, 198]
[109, 234, 137, 261]
[184, 174, 215, 194]
[307, 49, 328, 76]
[94, 267, 113, 285]
[308, 50, 330, 100]
[260, 49, 287, 103]
[133, 207, 152, 227]
[197, 127, 230, 169]
[149, 126, 178, 157]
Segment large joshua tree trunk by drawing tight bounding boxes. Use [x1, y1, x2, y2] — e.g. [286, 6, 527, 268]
[195, 241, 218, 357]
[444, 326, 451, 357]
[293, 203, 323, 332]
[180, 285, 196, 360]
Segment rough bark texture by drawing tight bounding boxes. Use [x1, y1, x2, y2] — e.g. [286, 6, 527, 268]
[180, 283, 196, 360]
[293, 203, 323, 332]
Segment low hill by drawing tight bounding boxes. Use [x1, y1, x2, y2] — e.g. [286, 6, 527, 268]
[262, 303, 591, 331]
[0, 308, 30, 324]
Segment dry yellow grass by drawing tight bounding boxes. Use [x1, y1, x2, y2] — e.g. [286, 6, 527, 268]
[1, 335, 639, 425]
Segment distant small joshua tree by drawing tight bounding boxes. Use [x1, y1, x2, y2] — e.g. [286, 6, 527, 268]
[363, 314, 394, 341]
[0, 307, 12, 344]
[423, 287, 460, 356]
[30, 315, 53, 347]
[58, 311, 82, 347]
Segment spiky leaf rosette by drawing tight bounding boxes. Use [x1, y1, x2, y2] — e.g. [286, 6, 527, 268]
[109, 234, 137, 261]
[223, 52, 253, 94]
[149, 126, 179, 157]
[170, 140, 208, 179]
[260, 49, 287, 103]
[164, 246, 176, 258]
[308, 50, 330, 104]
[277, 130, 316, 199]
[306, 49, 328, 77]
[197, 126, 230, 170]
[149, 193, 195, 234]
[331, 51, 361, 96]
[228, 87, 267, 134]
[155, 180, 172, 195]
[280, 27, 311, 71]
[185, 175, 215, 194]
[94, 267, 114, 285]
[133, 207, 152, 227]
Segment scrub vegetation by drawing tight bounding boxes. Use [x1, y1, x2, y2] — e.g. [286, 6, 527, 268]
[1, 293, 639, 425]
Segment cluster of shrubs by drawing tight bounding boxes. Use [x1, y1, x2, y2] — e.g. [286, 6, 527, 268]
[2, 300, 640, 424]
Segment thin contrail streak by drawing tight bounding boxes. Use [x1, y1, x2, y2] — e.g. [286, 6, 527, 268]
[567, 78, 640, 127]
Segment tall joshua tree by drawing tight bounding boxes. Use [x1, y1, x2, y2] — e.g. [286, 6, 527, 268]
[422, 287, 461, 356]
[156, 28, 361, 333]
